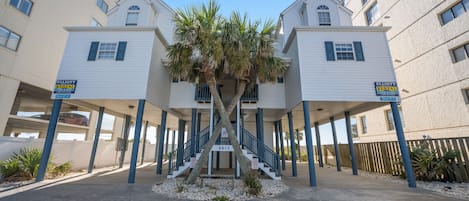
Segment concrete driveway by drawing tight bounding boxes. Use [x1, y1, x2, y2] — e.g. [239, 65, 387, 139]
[0, 162, 463, 201]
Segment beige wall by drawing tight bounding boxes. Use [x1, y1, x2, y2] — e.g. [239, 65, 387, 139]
[347, 0, 469, 142]
[0, 0, 115, 134]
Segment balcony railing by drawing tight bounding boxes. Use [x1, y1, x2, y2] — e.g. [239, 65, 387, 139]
[240, 84, 258, 103]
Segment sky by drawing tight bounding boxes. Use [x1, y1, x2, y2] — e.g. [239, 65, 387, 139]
[165, 0, 297, 22]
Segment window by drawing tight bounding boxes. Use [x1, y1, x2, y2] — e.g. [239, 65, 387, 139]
[360, 116, 367, 134]
[325, 41, 365, 61]
[0, 26, 21, 51]
[365, 3, 379, 25]
[452, 43, 469, 63]
[87, 41, 127, 61]
[9, 0, 33, 16]
[317, 5, 331, 26]
[90, 18, 102, 27]
[335, 44, 354, 60]
[385, 107, 405, 131]
[98, 43, 117, 60]
[362, 0, 369, 5]
[96, 0, 109, 14]
[277, 76, 284, 83]
[462, 88, 469, 104]
[126, 5, 140, 26]
[440, 0, 469, 25]
[351, 117, 358, 138]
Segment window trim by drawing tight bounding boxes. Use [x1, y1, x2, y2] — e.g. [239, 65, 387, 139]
[439, 0, 469, 25]
[9, 0, 33, 16]
[96, 0, 109, 14]
[451, 42, 469, 63]
[365, 2, 379, 25]
[317, 5, 331, 26]
[461, 88, 469, 104]
[0, 26, 21, 51]
[360, 116, 367, 134]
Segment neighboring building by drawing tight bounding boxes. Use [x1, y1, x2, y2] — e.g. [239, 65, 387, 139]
[0, 0, 116, 138]
[48, 0, 406, 186]
[346, 0, 469, 142]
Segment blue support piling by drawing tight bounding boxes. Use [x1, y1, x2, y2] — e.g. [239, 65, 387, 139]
[190, 109, 197, 157]
[314, 122, 324, 168]
[176, 119, 186, 167]
[140, 121, 149, 165]
[88, 107, 105, 173]
[154, 125, 160, 163]
[128, 100, 145, 184]
[257, 108, 265, 161]
[344, 112, 358, 176]
[302, 101, 317, 187]
[156, 111, 167, 175]
[279, 120, 286, 171]
[165, 128, 170, 156]
[390, 102, 416, 188]
[216, 152, 220, 171]
[287, 112, 297, 177]
[275, 121, 280, 156]
[330, 117, 341, 171]
[120, 115, 131, 168]
[196, 112, 201, 152]
[36, 99, 62, 182]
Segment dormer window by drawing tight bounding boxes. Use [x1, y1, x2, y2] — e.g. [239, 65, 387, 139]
[317, 5, 331, 26]
[126, 5, 140, 26]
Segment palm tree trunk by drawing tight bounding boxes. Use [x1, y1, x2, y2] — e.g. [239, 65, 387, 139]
[205, 79, 251, 176]
[186, 122, 222, 184]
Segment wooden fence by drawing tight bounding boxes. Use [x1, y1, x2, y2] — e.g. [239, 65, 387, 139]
[323, 137, 469, 182]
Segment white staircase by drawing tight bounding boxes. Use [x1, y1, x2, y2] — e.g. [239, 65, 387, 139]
[242, 149, 281, 180]
[167, 152, 201, 179]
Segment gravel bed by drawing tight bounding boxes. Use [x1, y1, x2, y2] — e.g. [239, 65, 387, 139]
[339, 166, 469, 200]
[0, 179, 35, 192]
[152, 178, 288, 201]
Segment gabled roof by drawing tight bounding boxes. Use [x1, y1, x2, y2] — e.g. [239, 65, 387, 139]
[108, 0, 176, 15]
[280, 0, 353, 17]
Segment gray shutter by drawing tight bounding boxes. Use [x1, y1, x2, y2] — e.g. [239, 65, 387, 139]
[325, 41, 335, 61]
[116, 41, 127, 61]
[353, 41, 365, 61]
[87, 42, 99, 61]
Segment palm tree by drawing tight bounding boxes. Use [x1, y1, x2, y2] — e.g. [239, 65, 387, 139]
[167, 0, 287, 184]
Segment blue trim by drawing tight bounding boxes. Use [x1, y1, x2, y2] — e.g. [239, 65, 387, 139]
[88, 107, 104, 173]
[128, 100, 145, 184]
[330, 117, 341, 171]
[279, 120, 286, 171]
[390, 103, 416, 188]
[302, 101, 317, 187]
[344, 112, 358, 175]
[116, 41, 127, 61]
[196, 112, 201, 152]
[87, 41, 99, 61]
[353, 41, 365, 61]
[156, 111, 167, 175]
[314, 122, 324, 168]
[287, 112, 297, 177]
[325, 41, 335, 61]
[257, 108, 265, 161]
[36, 99, 62, 182]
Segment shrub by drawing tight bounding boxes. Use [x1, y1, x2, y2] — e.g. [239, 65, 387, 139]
[176, 183, 185, 193]
[212, 196, 230, 201]
[242, 171, 262, 196]
[0, 158, 21, 179]
[406, 141, 461, 182]
[50, 162, 72, 177]
[14, 148, 42, 177]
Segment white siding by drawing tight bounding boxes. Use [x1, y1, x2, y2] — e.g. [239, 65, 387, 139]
[168, 82, 197, 109]
[107, 0, 156, 27]
[56, 30, 155, 99]
[146, 33, 171, 109]
[285, 37, 303, 110]
[296, 30, 396, 102]
[257, 83, 286, 109]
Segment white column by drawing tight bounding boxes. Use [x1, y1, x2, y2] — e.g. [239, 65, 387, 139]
[236, 100, 240, 177]
[112, 116, 124, 141]
[86, 110, 99, 141]
[208, 95, 214, 176]
[0, 76, 20, 136]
